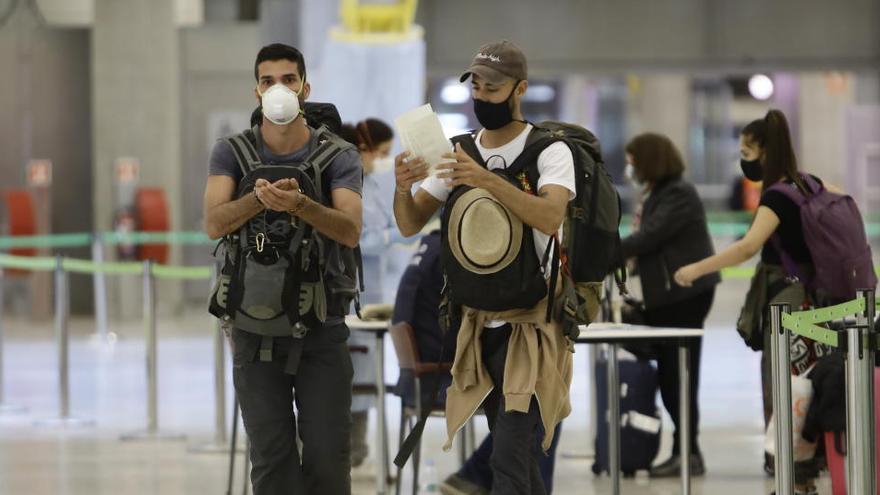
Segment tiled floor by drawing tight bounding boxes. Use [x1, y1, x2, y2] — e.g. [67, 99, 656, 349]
[0, 277, 837, 494]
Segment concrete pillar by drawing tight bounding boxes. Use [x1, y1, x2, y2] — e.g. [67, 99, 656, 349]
[559, 75, 600, 132]
[855, 71, 880, 105]
[627, 74, 691, 158]
[297, 0, 338, 69]
[92, 0, 183, 317]
[259, 0, 301, 48]
[772, 73, 801, 154]
[798, 73, 856, 188]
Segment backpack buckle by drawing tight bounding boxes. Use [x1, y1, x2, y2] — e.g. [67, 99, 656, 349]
[291, 322, 309, 339]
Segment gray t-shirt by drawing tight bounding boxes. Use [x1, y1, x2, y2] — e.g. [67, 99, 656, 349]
[208, 127, 362, 196]
[208, 127, 363, 322]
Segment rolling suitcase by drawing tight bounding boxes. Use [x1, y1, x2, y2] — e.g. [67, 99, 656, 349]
[592, 349, 662, 476]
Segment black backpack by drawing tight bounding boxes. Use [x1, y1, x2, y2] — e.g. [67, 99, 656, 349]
[447, 122, 626, 339]
[208, 123, 364, 340]
[440, 153, 552, 314]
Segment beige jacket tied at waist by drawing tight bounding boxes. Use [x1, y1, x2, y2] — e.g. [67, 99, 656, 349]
[443, 297, 574, 453]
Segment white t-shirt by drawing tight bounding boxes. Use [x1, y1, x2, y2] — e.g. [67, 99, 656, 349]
[420, 124, 576, 325]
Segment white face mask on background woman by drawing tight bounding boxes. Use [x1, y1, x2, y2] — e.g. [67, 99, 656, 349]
[624, 163, 639, 184]
[259, 83, 301, 125]
[371, 156, 394, 174]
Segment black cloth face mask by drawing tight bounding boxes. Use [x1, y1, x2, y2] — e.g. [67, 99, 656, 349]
[740, 158, 763, 182]
[473, 84, 520, 131]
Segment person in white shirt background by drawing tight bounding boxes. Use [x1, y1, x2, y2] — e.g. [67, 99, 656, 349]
[339, 118, 414, 467]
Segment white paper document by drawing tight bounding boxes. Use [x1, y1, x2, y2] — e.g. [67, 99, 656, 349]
[394, 104, 454, 176]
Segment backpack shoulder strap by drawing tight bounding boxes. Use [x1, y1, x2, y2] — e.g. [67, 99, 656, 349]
[504, 127, 561, 182]
[224, 126, 262, 175]
[450, 132, 485, 167]
[766, 174, 814, 206]
[301, 125, 356, 206]
[309, 125, 355, 174]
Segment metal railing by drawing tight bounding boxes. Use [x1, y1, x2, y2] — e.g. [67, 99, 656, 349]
[0, 252, 228, 449]
[770, 288, 878, 495]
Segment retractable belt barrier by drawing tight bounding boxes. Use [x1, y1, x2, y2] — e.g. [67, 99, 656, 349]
[770, 288, 877, 495]
[0, 252, 223, 445]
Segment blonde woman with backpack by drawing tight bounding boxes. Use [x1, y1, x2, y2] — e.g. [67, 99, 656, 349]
[674, 109, 858, 495]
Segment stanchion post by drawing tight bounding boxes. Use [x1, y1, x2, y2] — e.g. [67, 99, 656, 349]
[190, 264, 231, 454]
[212, 316, 227, 445]
[850, 288, 876, 494]
[56, 256, 70, 419]
[90, 235, 115, 344]
[34, 257, 93, 427]
[120, 260, 184, 441]
[0, 267, 26, 414]
[770, 303, 794, 495]
[145, 259, 158, 433]
[846, 324, 868, 495]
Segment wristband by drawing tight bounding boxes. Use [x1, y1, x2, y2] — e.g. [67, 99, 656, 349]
[253, 189, 265, 207]
[288, 193, 308, 216]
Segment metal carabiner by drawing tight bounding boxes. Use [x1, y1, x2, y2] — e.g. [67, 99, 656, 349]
[255, 232, 266, 253]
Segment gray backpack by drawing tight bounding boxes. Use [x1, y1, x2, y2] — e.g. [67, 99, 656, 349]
[209, 125, 364, 343]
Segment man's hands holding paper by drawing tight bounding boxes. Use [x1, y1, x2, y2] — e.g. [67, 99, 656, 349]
[394, 143, 498, 193]
[393, 151, 431, 194]
[437, 143, 497, 190]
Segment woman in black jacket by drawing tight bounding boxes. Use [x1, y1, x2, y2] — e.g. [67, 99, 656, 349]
[620, 133, 720, 478]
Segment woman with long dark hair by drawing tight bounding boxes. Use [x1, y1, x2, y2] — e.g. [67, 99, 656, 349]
[675, 109, 841, 495]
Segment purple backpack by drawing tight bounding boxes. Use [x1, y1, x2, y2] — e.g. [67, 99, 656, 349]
[768, 174, 877, 301]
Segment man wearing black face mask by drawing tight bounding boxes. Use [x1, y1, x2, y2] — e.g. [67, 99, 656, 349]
[393, 41, 575, 495]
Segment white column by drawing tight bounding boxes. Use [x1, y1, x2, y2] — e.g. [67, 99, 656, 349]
[798, 73, 856, 188]
[93, 0, 183, 316]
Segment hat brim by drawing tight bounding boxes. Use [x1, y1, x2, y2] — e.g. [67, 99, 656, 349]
[448, 188, 523, 275]
[459, 64, 510, 85]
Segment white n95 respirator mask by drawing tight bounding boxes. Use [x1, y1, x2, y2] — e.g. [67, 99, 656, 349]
[372, 156, 394, 174]
[259, 84, 301, 125]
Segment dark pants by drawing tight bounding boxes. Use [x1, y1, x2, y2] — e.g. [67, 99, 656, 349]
[230, 322, 353, 495]
[479, 324, 547, 495]
[458, 424, 562, 493]
[642, 289, 715, 456]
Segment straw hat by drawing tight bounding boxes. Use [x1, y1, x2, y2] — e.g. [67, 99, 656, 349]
[447, 188, 523, 275]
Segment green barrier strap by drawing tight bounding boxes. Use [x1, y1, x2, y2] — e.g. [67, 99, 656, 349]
[62, 258, 143, 275]
[781, 312, 840, 348]
[0, 233, 92, 250]
[792, 298, 866, 324]
[0, 254, 58, 271]
[721, 267, 756, 279]
[152, 264, 212, 280]
[0, 253, 212, 280]
[100, 231, 212, 246]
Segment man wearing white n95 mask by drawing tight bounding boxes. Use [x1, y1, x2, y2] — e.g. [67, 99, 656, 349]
[203, 43, 363, 495]
[393, 40, 575, 495]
